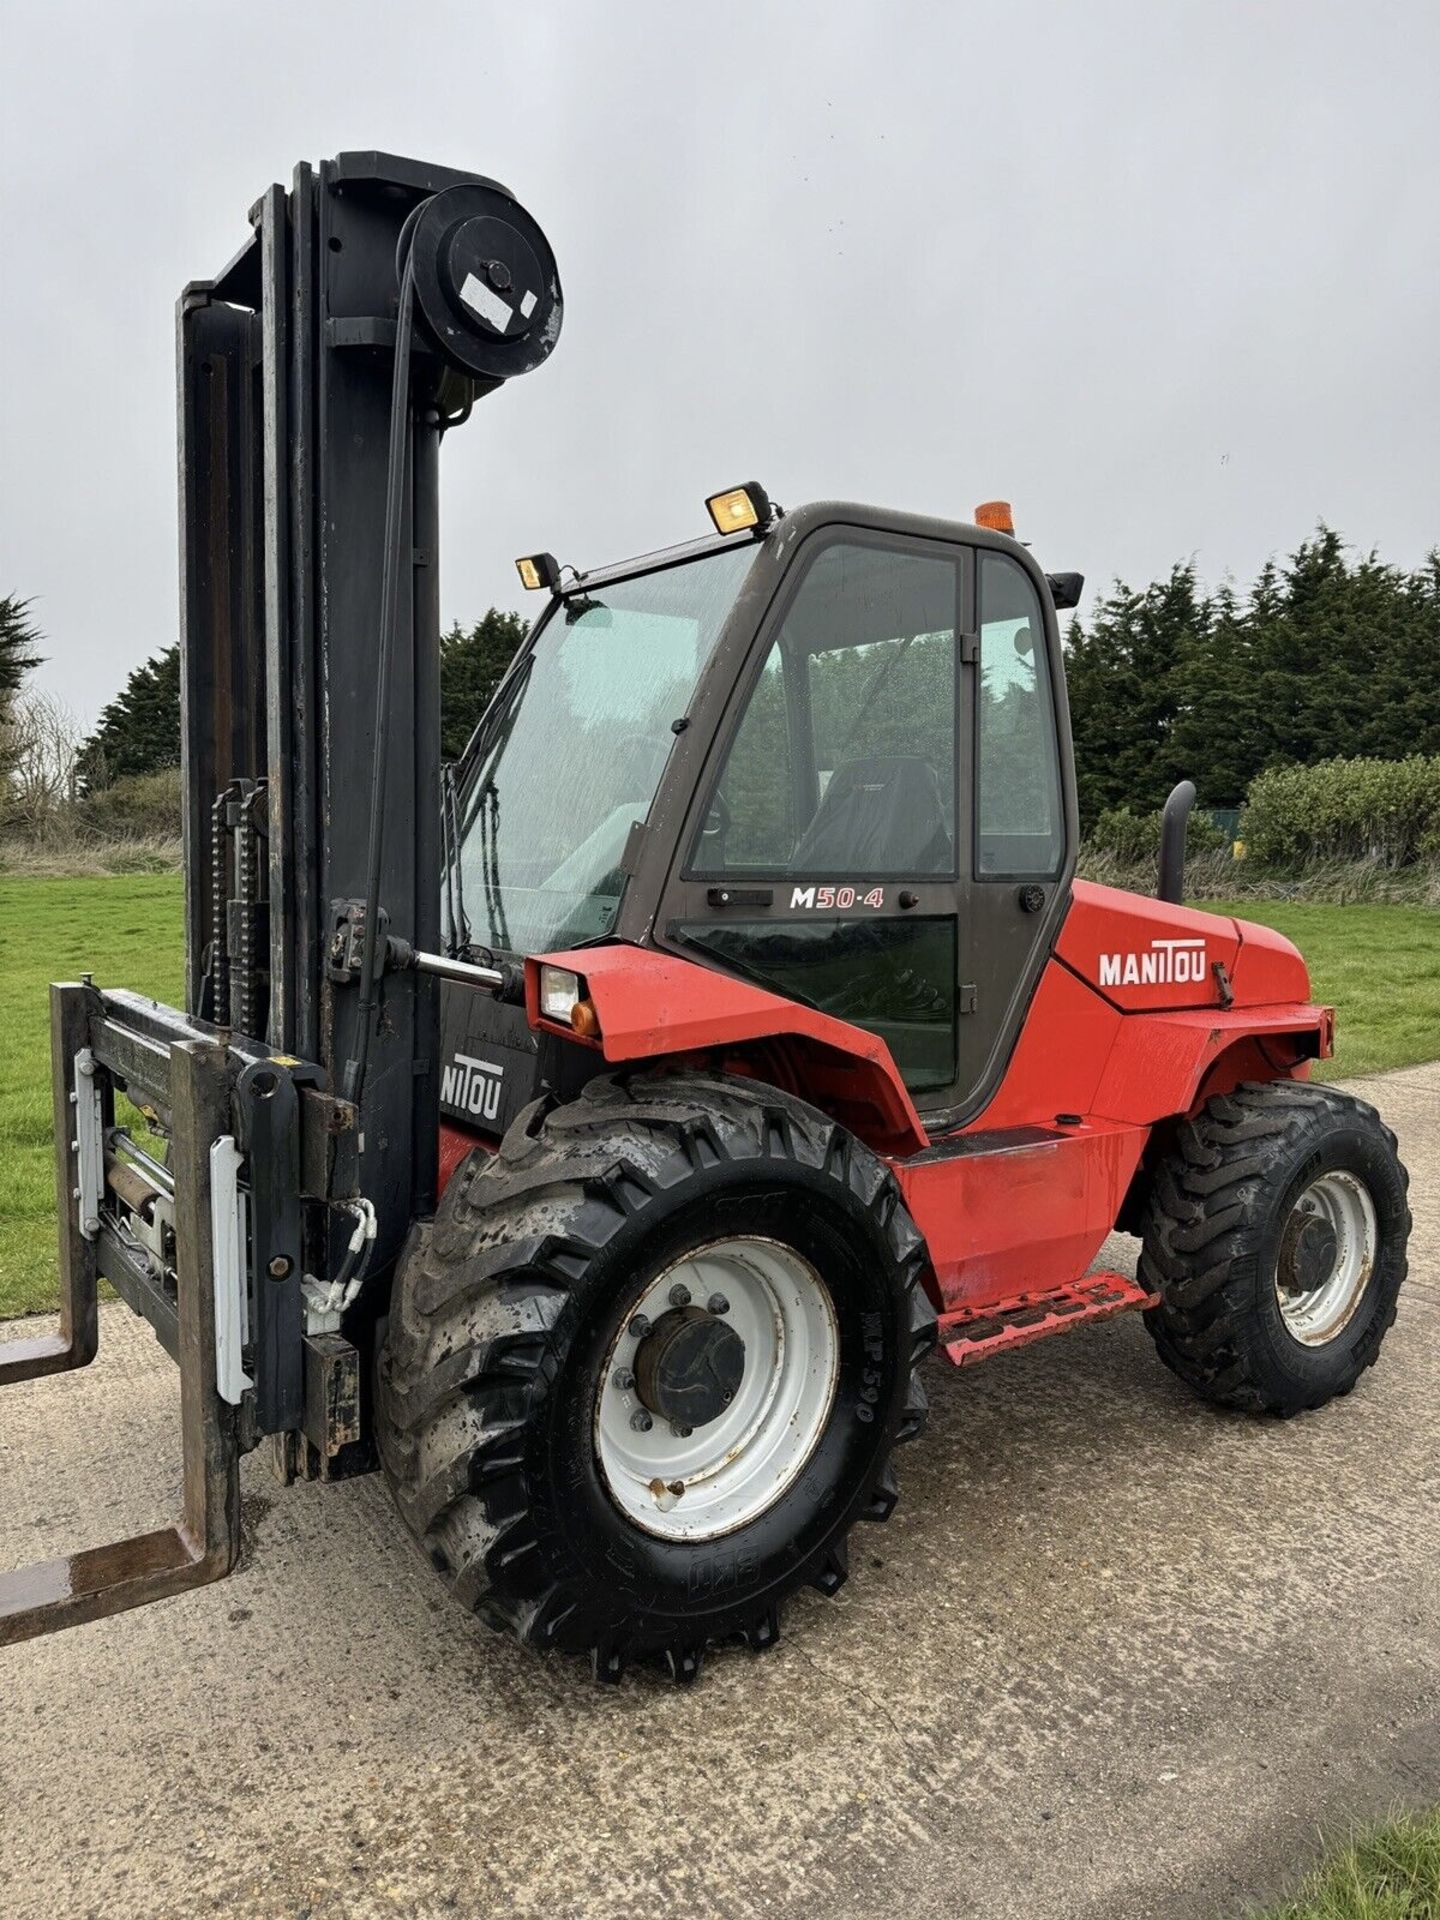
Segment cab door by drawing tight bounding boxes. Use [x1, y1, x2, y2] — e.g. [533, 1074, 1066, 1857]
[650, 519, 1071, 1129]
[956, 547, 1070, 1107]
[654, 526, 968, 1117]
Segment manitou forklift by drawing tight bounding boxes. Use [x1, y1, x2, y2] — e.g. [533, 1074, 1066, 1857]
[0, 154, 1411, 1684]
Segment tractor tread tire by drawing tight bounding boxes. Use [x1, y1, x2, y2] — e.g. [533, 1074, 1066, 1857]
[377, 1071, 936, 1684]
[1139, 1079, 1410, 1415]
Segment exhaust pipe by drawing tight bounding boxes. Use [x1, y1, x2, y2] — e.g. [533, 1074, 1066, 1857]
[1157, 780, 1197, 905]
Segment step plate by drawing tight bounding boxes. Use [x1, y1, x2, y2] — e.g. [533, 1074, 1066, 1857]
[937, 1272, 1156, 1368]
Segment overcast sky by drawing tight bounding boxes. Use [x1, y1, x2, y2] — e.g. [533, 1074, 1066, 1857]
[2, 0, 1437, 726]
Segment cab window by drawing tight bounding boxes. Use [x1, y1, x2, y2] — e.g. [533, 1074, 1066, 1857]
[976, 552, 1064, 876]
[692, 538, 959, 876]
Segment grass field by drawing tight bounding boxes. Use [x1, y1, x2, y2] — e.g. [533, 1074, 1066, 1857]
[1202, 898, 1440, 1081]
[1, 876, 183, 1319]
[1251, 1807, 1439, 1919]
[1, 876, 1436, 1319]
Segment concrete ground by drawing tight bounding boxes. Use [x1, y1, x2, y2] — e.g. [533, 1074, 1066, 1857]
[2, 1064, 1436, 1920]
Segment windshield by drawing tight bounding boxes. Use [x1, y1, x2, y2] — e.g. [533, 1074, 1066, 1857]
[455, 542, 757, 955]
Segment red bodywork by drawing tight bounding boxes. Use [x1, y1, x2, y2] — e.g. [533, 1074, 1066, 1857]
[439, 881, 1332, 1357]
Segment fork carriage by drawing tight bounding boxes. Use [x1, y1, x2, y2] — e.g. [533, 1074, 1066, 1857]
[0, 983, 362, 1642]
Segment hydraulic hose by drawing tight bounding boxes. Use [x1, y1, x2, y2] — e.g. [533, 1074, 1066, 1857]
[341, 253, 418, 1106]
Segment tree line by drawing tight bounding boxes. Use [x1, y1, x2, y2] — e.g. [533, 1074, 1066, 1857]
[65, 609, 527, 789]
[0, 604, 527, 844]
[6, 527, 1437, 839]
[1065, 527, 1440, 823]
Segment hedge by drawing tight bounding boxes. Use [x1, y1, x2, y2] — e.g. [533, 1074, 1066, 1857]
[1084, 804, 1227, 864]
[73, 767, 183, 840]
[1241, 755, 1440, 867]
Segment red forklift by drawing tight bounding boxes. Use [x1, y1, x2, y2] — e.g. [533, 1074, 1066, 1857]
[0, 154, 1410, 1685]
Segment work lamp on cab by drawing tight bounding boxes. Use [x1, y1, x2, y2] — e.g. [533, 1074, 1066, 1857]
[515, 551, 561, 591]
[705, 483, 771, 535]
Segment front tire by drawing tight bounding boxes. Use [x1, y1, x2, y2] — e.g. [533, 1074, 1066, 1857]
[377, 1072, 935, 1683]
[1140, 1080, 1410, 1415]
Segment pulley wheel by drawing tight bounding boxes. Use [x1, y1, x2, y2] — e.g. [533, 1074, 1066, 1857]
[397, 181, 562, 383]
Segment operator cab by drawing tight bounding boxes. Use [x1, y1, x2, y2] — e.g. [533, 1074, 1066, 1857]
[441, 491, 1080, 1137]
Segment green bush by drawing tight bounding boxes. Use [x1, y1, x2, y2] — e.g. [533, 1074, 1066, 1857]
[1242, 755, 1440, 867]
[1085, 803, 1227, 864]
[73, 766, 182, 839]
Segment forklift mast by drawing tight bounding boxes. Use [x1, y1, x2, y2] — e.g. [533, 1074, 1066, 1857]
[180, 152, 561, 1272]
[0, 154, 562, 1642]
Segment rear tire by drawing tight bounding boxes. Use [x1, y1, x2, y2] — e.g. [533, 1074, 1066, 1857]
[1140, 1080, 1410, 1415]
[377, 1072, 935, 1683]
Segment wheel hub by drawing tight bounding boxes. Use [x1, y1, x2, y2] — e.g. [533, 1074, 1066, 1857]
[634, 1307, 745, 1431]
[1278, 1208, 1340, 1294]
[1273, 1169, 1378, 1345]
[593, 1237, 840, 1542]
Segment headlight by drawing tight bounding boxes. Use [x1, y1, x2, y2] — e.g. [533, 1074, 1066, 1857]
[539, 965, 582, 1023]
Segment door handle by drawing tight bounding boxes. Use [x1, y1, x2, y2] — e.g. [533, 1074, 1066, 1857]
[706, 887, 773, 908]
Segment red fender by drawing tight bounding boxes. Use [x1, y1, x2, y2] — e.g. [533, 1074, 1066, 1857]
[528, 943, 928, 1156]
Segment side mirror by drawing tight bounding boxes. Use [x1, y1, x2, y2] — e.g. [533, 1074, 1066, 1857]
[564, 596, 612, 627]
[1046, 572, 1084, 610]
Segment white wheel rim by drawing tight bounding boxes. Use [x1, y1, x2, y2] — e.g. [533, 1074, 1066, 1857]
[593, 1237, 840, 1542]
[1275, 1169, 1378, 1345]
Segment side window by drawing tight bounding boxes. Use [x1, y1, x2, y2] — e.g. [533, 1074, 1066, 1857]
[977, 552, 1064, 876]
[694, 540, 958, 876]
[698, 642, 795, 870]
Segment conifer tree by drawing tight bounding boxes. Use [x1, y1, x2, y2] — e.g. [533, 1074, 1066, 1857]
[1065, 564, 1205, 817]
[1, 595, 44, 702]
[1171, 583, 1259, 807]
[439, 609, 527, 761]
[77, 644, 181, 787]
[1066, 530, 1440, 826]
[72, 608, 529, 787]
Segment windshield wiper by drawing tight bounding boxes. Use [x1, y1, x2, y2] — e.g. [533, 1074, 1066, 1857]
[453, 661, 530, 956]
[834, 631, 920, 761]
[477, 778, 512, 954]
[441, 762, 472, 958]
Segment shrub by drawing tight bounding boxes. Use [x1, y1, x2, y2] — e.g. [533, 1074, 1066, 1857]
[73, 767, 183, 840]
[1085, 803, 1227, 865]
[0, 830, 181, 876]
[1241, 755, 1440, 867]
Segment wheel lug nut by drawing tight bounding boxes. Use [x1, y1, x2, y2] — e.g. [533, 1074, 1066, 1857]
[630, 1408, 653, 1433]
[612, 1367, 635, 1392]
[628, 1313, 650, 1339]
[669, 1283, 691, 1307]
[671, 1422, 692, 1439]
[706, 1293, 729, 1315]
